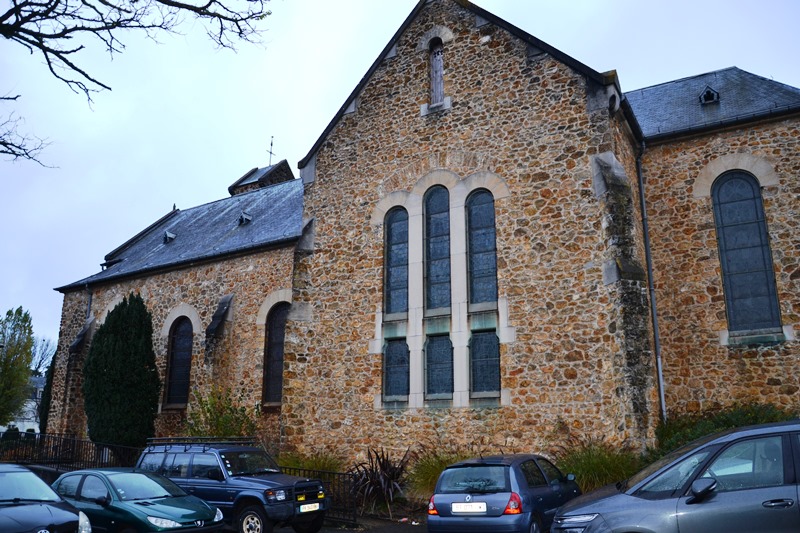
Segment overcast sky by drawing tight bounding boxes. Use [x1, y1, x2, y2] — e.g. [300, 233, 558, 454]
[2, 0, 799, 343]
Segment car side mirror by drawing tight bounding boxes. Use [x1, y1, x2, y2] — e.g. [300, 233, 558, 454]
[95, 495, 111, 507]
[207, 467, 224, 481]
[686, 478, 717, 504]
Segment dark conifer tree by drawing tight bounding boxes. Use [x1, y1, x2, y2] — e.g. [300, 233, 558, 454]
[38, 358, 54, 433]
[82, 294, 160, 447]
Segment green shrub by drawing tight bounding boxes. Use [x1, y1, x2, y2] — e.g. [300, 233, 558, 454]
[407, 442, 471, 498]
[349, 447, 410, 519]
[652, 402, 797, 459]
[279, 450, 345, 473]
[553, 435, 642, 493]
[185, 386, 260, 437]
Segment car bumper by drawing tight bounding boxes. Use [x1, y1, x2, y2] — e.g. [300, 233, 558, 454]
[427, 513, 531, 533]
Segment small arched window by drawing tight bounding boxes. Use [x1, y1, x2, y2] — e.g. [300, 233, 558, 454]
[425, 335, 453, 399]
[263, 302, 290, 404]
[165, 316, 193, 406]
[712, 171, 781, 333]
[384, 208, 409, 315]
[424, 186, 451, 311]
[470, 331, 500, 397]
[429, 37, 444, 106]
[466, 189, 498, 304]
[383, 338, 410, 400]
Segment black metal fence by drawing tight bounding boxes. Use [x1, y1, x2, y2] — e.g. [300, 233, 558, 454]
[0, 432, 141, 476]
[280, 465, 358, 527]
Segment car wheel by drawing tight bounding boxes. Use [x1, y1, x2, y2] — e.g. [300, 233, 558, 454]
[529, 515, 542, 533]
[238, 505, 274, 533]
[291, 512, 325, 533]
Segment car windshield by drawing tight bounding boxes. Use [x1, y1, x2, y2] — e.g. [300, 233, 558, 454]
[220, 451, 281, 476]
[0, 471, 61, 503]
[437, 465, 509, 494]
[624, 431, 722, 489]
[108, 472, 186, 501]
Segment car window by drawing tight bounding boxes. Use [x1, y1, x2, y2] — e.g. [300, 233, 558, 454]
[520, 460, 546, 487]
[637, 449, 712, 498]
[437, 465, 509, 493]
[108, 473, 185, 501]
[138, 452, 165, 473]
[220, 451, 281, 475]
[164, 453, 192, 478]
[191, 453, 220, 479]
[538, 458, 564, 483]
[55, 474, 81, 499]
[79, 475, 109, 501]
[700, 436, 784, 491]
[2, 471, 61, 502]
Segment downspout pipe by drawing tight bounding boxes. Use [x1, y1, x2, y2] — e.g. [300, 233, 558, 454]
[636, 141, 668, 423]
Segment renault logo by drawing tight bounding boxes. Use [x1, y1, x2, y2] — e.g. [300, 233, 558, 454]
[37, 530, 50, 533]
[465, 495, 472, 502]
[195, 521, 204, 527]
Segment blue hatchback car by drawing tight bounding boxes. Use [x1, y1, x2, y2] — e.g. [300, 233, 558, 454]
[427, 454, 581, 533]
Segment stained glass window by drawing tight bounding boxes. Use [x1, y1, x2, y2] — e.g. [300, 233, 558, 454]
[467, 190, 498, 304]
[425, 186, 451, 310]
[166, 317, 192, 405]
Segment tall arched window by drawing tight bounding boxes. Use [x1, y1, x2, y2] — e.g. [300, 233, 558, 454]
[466, 189, 498, 305]
[384, 208, 409, 315]
[425, 186, 451, 311]
[712, 171, 781, 333]
[263, 302, 290, 404]
[429, 38, 444, 106]
[165, 317, 193, 406]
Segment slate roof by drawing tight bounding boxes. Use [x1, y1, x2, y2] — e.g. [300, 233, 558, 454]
[625, 67, 800, 142]
[57, 178, 305, 292]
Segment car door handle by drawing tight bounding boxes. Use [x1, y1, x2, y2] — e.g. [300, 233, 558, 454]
[762, 499, 794, 509]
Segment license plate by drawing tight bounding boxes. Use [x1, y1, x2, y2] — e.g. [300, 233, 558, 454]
[300, 503, 320, 513]
[451, 502, 486, 513]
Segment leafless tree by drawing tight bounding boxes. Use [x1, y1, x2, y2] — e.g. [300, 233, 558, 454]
[1, 0, 271, 163]
[30, 336, 55, 376]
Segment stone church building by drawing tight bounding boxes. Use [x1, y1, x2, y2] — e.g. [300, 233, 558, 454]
[49, 0, 800, 457]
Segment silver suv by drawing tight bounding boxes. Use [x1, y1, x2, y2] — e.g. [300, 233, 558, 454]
[136, 437, 329, 533]
[553, 420, 800, 533]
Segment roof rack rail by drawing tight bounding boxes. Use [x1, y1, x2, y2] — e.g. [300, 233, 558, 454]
[144, 436, 260, 452]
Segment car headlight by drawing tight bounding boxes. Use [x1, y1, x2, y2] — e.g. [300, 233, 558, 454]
[214, 507, 224, 522]
[265, 488, 287, 502]
[147, 516, 182, 528]
[554, 513, 598, 532]
[78, 511, 92, 533]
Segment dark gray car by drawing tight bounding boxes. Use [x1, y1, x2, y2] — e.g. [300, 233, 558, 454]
[427, 454, 581, 533]
[552, 420, 800, 533]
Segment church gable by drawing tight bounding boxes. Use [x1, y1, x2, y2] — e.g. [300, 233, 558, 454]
[298, 0, 620, 184]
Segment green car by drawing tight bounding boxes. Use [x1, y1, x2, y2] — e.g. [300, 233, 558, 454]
[53, 468, 224, 532]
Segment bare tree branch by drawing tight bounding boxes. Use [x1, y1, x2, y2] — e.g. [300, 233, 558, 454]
[1, 0, 271, 163]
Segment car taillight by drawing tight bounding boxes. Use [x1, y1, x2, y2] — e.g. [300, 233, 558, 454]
[427, 495, 439, 515]
[503, 492, 522, 515]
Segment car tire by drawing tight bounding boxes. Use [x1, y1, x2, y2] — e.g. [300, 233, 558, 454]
[238, 505, 274, 533]
[291, 512, 325, 533]
[529, 515, 542, 533]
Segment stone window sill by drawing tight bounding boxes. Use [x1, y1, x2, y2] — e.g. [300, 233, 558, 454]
[721, 327, 788, 346]
[421, 96, 452, 116]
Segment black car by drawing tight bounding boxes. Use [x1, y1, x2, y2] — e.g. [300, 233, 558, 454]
[0, 463, 92, 533]
[136, 437, 329, 533]
[552, 420, 800, 533]
[427, 454, 581, 533]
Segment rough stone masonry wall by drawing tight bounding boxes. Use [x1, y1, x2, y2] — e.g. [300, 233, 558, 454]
[49, 247, 296, 441]
[643, 117, 800, 415]
[285, 0, 656, 462]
